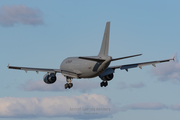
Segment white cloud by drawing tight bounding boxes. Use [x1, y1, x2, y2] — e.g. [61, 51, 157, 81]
[0, 94, 115, 119]
[120, 102, 167, 111]
[117, 82, 145, 90]
[152, 57, 180, 82]
[1, 93, 180, 119]
[0, 5, 43, 27]
[120, 102, 180, 112]
[170, 103, 180, 110]
[21, 74, 100, 92]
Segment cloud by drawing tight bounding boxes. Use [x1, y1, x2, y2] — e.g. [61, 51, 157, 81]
[0, 94, 115, 119]
[1, 92, 180, 119]
[117, 82, 145, 90]
[120, 102, 167, 111]
[0, 5, 43, 27]
[152, 56, 180, 82]
[120, 102, 180, 112]
[21, 74, 100, 92]
[170, 103, 180, 111]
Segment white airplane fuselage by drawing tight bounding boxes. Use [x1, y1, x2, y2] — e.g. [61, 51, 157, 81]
[60, 56, 112, 78]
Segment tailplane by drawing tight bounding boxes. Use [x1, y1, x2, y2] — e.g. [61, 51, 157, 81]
[98, 22, 110, 56]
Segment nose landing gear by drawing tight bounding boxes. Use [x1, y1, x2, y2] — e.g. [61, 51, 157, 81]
[100, 81, 108, 87]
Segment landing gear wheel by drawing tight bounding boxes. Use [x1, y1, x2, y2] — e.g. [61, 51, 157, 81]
[100, 82, 104, 87]
[65, 83, 69, 89]
[65, 77, 73, 89]
[68, 83, 73, 89]
[104, 81, 108, 87]
[100, 81, 108, 87]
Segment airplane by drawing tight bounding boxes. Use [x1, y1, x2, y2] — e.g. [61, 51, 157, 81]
[8, 22, 175, 89]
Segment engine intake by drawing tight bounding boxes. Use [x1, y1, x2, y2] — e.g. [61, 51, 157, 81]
[99, 68, 114, 81]
[43, 73, 57, 84]
[100, 73, 114, 81]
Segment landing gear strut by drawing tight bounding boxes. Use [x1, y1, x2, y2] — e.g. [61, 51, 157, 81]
[65, 77, 73, 89]
[100, 81, 108, 87]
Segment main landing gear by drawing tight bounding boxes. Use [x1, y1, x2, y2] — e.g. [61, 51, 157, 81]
[100, 81, 108, 87]
[65, 77, 73, 89]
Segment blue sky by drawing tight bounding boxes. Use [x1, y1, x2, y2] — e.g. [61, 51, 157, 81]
[1, 0, 180, 120]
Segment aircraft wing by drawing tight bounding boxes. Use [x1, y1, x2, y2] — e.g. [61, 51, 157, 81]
[109, 57, 175, 72]
[8, 65, 61, 73]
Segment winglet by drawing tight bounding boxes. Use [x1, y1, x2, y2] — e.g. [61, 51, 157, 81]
[170, 53, 176, 62]
[172, 56, 175, 62]
[7, 64, 10, 69]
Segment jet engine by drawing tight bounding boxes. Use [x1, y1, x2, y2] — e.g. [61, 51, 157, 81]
[43, 73, 57, 84]
[99, 68, 114, 81]
[99, 73, 114, 81]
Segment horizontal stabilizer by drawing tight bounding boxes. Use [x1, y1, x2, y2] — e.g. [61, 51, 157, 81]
[78, 57, 105, 62]
[111, 54, 142, 61]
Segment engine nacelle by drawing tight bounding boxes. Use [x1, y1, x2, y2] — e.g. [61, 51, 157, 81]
[99, 68, 114, 81]
[43, 73, 57, 84]
[99, 73, 114, 81]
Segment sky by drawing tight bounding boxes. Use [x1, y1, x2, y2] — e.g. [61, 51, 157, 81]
[1, 0, 180, 120]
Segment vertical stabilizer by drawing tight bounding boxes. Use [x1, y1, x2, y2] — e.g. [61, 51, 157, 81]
[98, 22, 110, 56]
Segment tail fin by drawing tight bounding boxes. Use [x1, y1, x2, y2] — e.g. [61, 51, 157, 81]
[98, 22, 110, 56]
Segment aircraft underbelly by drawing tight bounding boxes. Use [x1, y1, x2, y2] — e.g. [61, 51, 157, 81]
[60, 57, 103, 78]
[60, 56, 111, 78]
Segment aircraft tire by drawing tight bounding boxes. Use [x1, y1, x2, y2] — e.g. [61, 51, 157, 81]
[69, 83, 73, 88]
[100, 82, 104, 87]
[65, 83, 69, 89]
[105, 81, 108, 87]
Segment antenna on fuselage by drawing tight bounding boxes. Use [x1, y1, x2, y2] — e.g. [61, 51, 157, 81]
[98, 22, 110, 57]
